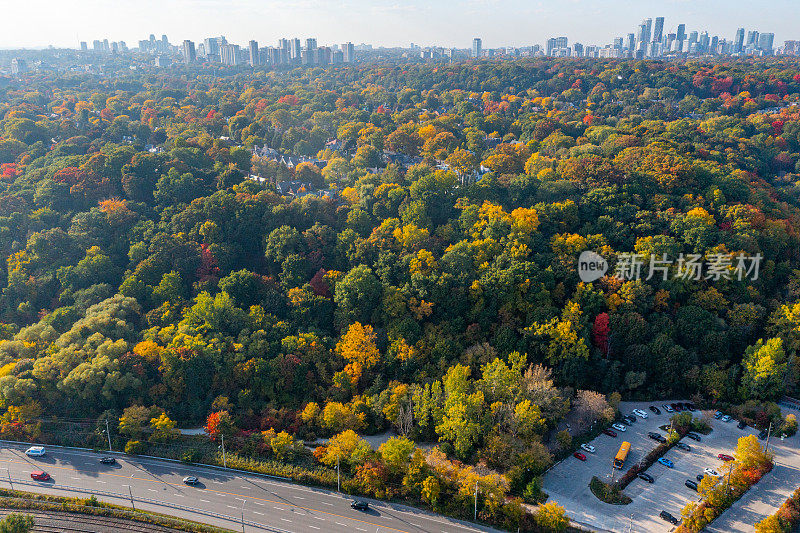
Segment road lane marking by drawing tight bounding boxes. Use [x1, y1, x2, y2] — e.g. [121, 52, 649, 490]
[294, 496, 304, 499]
[199, 499, 210, 503]
[174, 494, 184, 497]
[274, 506, 285, 511]
[308, 526, 320, 530]
[320, 502, 333, 506]
[253, 511, 264, 516]
[226, 505, 237, 509]
[253, 501, 264, 506]
[280, 518, 291, 522]
[95, 481, 106, 484]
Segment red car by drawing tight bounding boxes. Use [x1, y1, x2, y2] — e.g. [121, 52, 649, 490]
[718, 454, 734, 462]
[30, 471, 50, 481]
[573, 452, 587, 461]
[603, 429, 618, 437]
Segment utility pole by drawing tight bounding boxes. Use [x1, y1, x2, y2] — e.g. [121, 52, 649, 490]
[336, 454, 340, 492]
[221, 434, 227, 469]
[765, 422, 773, 454]
[474, 480, 478, 521]
[629, 513, 633, 533]
[241, 499, 246, 533]
[105, 419, 113, 452]
[127, 485, 135, 511]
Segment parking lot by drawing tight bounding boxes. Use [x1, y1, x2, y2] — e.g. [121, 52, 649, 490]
[542, 401, 760, 532]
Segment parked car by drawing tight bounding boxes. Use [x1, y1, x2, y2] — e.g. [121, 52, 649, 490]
[648, 432, 666, 443]
[660, 511, 679, 525]
[704, 468, 720, 477]
[718, 454, 734, 462]
[649, 405, 661, 415]
[573, 452, 587, 461]
[637, 473, 654, 483]
[714, 411, 723, 419]
[100, 457, 116, 465]
[580, 444, 595, 453]
[658, 458, 674, 468]
[30, 471, 50, 481]
[685, 480, 698, 491]
[672, 403, 682, 412]
[686, 403, 697, 412]
[663, 404, 674, 413]
[603, 428, 618, 437]
[737, 420, 747, 429]
[622, 415, 636, 425]
[351, 500, 370, 511]
[676, 442, 691, 451]
[183, 476, 199, 485]
[697, 474, 704, 482]
[633, 409, 649, 419]
[722, 415, 731, 422]
[612, 423, 627, 432]
[759, 429, 769, 440]
[25, 446, 45, 457]
[686, 432, 701, 441]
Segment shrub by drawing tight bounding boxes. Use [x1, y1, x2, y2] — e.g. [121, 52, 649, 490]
[181, 449, 201, 463]
[124, 440, 146, 455]
[781, 414, 797, 437]
[590, 476, 631, 505]
[0, 513, 34, 533]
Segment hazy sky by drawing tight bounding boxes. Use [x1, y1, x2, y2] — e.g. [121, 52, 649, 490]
[2, 0, 796, 49]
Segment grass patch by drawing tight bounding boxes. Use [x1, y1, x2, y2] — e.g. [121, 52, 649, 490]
[590, 476, 631, 505]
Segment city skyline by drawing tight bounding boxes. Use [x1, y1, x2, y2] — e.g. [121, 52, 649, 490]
[1, 0, 798, 50]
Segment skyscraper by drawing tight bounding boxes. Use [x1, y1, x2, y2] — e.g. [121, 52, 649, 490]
[80, 41, 88, 52]
[734, 28, 745, 53]
[290, 38, 301, 60]
[182, 40, 196, 63]
[249, 40, 259, 66]
[472, 38, 482, 59]
[204, 37, 220, 60]
[758, 33, 775, 54]
[676, 24, 686, 43]
[342, 42, 355, 63]
[653, 17, 664, 43]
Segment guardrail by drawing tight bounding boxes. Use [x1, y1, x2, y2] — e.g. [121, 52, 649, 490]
[3, 477, 293, 533]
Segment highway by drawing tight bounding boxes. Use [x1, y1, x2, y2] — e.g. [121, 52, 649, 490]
[0, 442, 502, 533]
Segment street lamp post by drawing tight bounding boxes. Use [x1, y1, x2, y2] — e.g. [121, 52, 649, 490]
[105, 419, 113, 452]
[220, 434, 227, 469]
[240, 499, 246, 533]
[128, 473, 135, 511]
[0, 468, 12, 490]
[474, 480, 478, 521]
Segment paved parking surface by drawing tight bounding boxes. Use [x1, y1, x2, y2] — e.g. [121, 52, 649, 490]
[542, 401, 759, 532]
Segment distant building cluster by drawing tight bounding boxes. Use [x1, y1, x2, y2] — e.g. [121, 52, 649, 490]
[179, 36, 356, 66]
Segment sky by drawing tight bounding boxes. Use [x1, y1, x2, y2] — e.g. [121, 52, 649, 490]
[1, 0, 796, 50]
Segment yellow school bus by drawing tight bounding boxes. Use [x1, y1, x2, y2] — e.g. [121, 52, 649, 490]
[613, 441, 631, 469]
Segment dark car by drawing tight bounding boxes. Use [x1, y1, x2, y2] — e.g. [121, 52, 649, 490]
[637, 473, 654, 483]
[649, 405, 661, 415]
[648, 432, 667, 443]
[671, 403, 682, 412]
[100, 457, 116, 465]
[623, 415, 636, 425]
[351, 500, 370, 511]
[759, 429, 768, 440]
[738, 420, 747, 429]
[686, 403, 697, 412]
[676, 442, 691, 451]
[696, 474, 704, 482]
[660, 511, 679, 525]
[603, 428, 618, 438]
[685, 480, 698, 491]
[686, 432, 701, 441]
[30, 471, 50, 481]
[714, 411, 723, 419]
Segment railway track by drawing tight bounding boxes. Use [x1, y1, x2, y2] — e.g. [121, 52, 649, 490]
[0, 508, 191, 532]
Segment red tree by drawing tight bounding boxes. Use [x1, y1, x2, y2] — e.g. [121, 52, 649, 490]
[592, 313, 610, 356]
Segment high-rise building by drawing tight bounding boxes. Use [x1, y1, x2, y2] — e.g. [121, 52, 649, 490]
[653, 17, 664, 43]
[758, 33, 775, 54]
[249, 40, 259, 66]
[546, 36, 568, 56]
[734, 28, 745, 53]
[10, 58, 27, 75]
[472, 38, 482, 58]
[342, 42, 355, 63]
[676, 24, 686, 43]
[221, 44, 241, 65]
[182, 40, 196, 63]
[203, 37, 219, 60]
[747, 31, 759, 48]
[93, 40, 102, 52]
[80, 41, 88, 52]
[626, 33, 635, 51]
[289, 38, 301, 60]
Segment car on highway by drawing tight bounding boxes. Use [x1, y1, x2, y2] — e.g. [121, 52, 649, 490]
[183, 476, 199, 485]
[686, 432, 702, 441]
[647, 432, 666, 443]
[657, 458, 674, 468]
[660, 510, 679, 525]
[718, 454, 734, 462]
[649, 405, 661, 415]
[25, 446, 45, 457]
[721, 415, 731, 422]
[663, 404, 674, 413]
[637, 473, 654, 483]
[603, 428, 618, 437]
[100, 457, 116, 465]
[580, 444, 595, 453]
[573, 452, 587, 461]
[738, 420, 747, 429]
[675, 442, 691, 451]
[685, 479, 698, 491]
[633, 409, 649, 419]
[30, 471, 50, 481]
[612, 423, 627, 432]
[704, 468, 720, 477]
[351, 500, 370, 511]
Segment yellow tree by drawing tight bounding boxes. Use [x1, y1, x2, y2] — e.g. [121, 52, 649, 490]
[336, 322, 380, 387]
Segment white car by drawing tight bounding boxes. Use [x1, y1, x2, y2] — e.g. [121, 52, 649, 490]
[580, 444, 596, 453]
[663, 404, 674, 413]
[612, 423, 627, 432]
[721, 415, 731, 422]
[25, 446, 45, 457]
[704, 468, 720, 477]
[633, 409, 649, 419]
